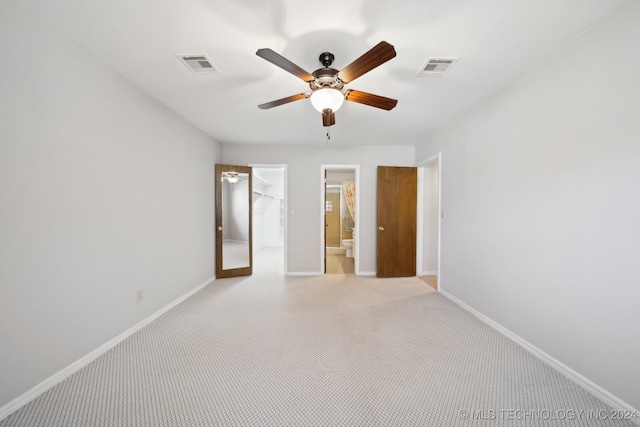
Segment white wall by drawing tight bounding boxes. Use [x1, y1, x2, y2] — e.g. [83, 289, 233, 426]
[224, 145, 415, 274]
[0, 2, 221, 409]
[259, 197, 281, 247]
[416, 1, 640, 411]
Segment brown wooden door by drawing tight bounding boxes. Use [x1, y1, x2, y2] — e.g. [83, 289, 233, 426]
[377, 166, 417, 277]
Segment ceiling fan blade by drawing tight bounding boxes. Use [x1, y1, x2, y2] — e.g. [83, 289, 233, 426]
[256, 48, 315, 82]
[322, 109, 336, 127]
[258, 93, 309, 110]
[345, 90, 398, 110]
[337, 41, 396, 84]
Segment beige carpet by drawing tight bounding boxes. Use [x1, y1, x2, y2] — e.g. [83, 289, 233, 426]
[1, 268, 634, 426]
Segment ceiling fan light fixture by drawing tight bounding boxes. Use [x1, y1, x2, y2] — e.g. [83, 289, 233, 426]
[310, 88, 344, 113]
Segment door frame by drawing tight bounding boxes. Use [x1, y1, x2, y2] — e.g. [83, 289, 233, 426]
[249, 163, 288, 275]
[320, 165, 360, 275]
[416, 153, 442, 290]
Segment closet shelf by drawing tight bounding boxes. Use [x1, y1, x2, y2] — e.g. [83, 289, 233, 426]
[253, 190, 274, 200]
[253, 174, 272, 187]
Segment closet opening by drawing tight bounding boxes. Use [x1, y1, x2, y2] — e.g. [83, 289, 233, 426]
[250, 164, 287, 275]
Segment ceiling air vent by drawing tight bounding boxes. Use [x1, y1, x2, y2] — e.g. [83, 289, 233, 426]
[418, 57, 459, 77]
[177, 54, 220, 74]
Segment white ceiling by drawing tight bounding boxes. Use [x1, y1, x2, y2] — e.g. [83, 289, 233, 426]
[20, 0, 625, 146]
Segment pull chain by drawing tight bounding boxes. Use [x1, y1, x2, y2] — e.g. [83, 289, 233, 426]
[326, 126, 331, 143]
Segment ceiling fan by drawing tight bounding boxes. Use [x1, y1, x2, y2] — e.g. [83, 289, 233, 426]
[256, 41, 398, 127]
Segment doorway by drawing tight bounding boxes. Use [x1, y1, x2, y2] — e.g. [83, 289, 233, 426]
[416, 154, 441, 290]
[321, 165, 359, 275]
[250, 164, 287, 275]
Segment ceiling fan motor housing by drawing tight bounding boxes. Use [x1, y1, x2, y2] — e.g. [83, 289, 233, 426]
[308, 51, 345, 92]
[310, 70, 344, 92]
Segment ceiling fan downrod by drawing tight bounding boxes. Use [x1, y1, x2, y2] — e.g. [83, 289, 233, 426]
[319, 52, 335, 68]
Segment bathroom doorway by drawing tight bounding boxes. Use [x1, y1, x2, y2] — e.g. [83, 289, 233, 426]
[321, 165, 359, 275]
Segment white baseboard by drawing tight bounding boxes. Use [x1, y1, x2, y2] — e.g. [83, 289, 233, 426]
[286, 272, 322, 276]
[357, 271, 377, 276]
[439, 289, 640, 424]
[0, 275, 215, 422]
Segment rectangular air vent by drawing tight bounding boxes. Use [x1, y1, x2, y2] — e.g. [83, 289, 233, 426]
[177, 54, 220, 74]
[418, 57, 459, 77]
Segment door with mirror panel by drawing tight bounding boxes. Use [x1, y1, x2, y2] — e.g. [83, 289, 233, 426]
[215, 164, 252, 278]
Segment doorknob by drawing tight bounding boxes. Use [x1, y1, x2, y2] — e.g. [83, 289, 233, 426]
[378, 226, 384, 231]
[217, 226, 222, 231]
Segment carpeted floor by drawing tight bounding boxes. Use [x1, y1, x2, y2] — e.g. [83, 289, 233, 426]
[1, 261, 635, 426]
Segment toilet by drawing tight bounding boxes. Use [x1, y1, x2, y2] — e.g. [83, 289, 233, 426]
[341, 228, 355, 258]
[341, 239, 353, 258]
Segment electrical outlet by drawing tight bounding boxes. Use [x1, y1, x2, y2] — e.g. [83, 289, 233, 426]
[136, 288, 144, 302]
